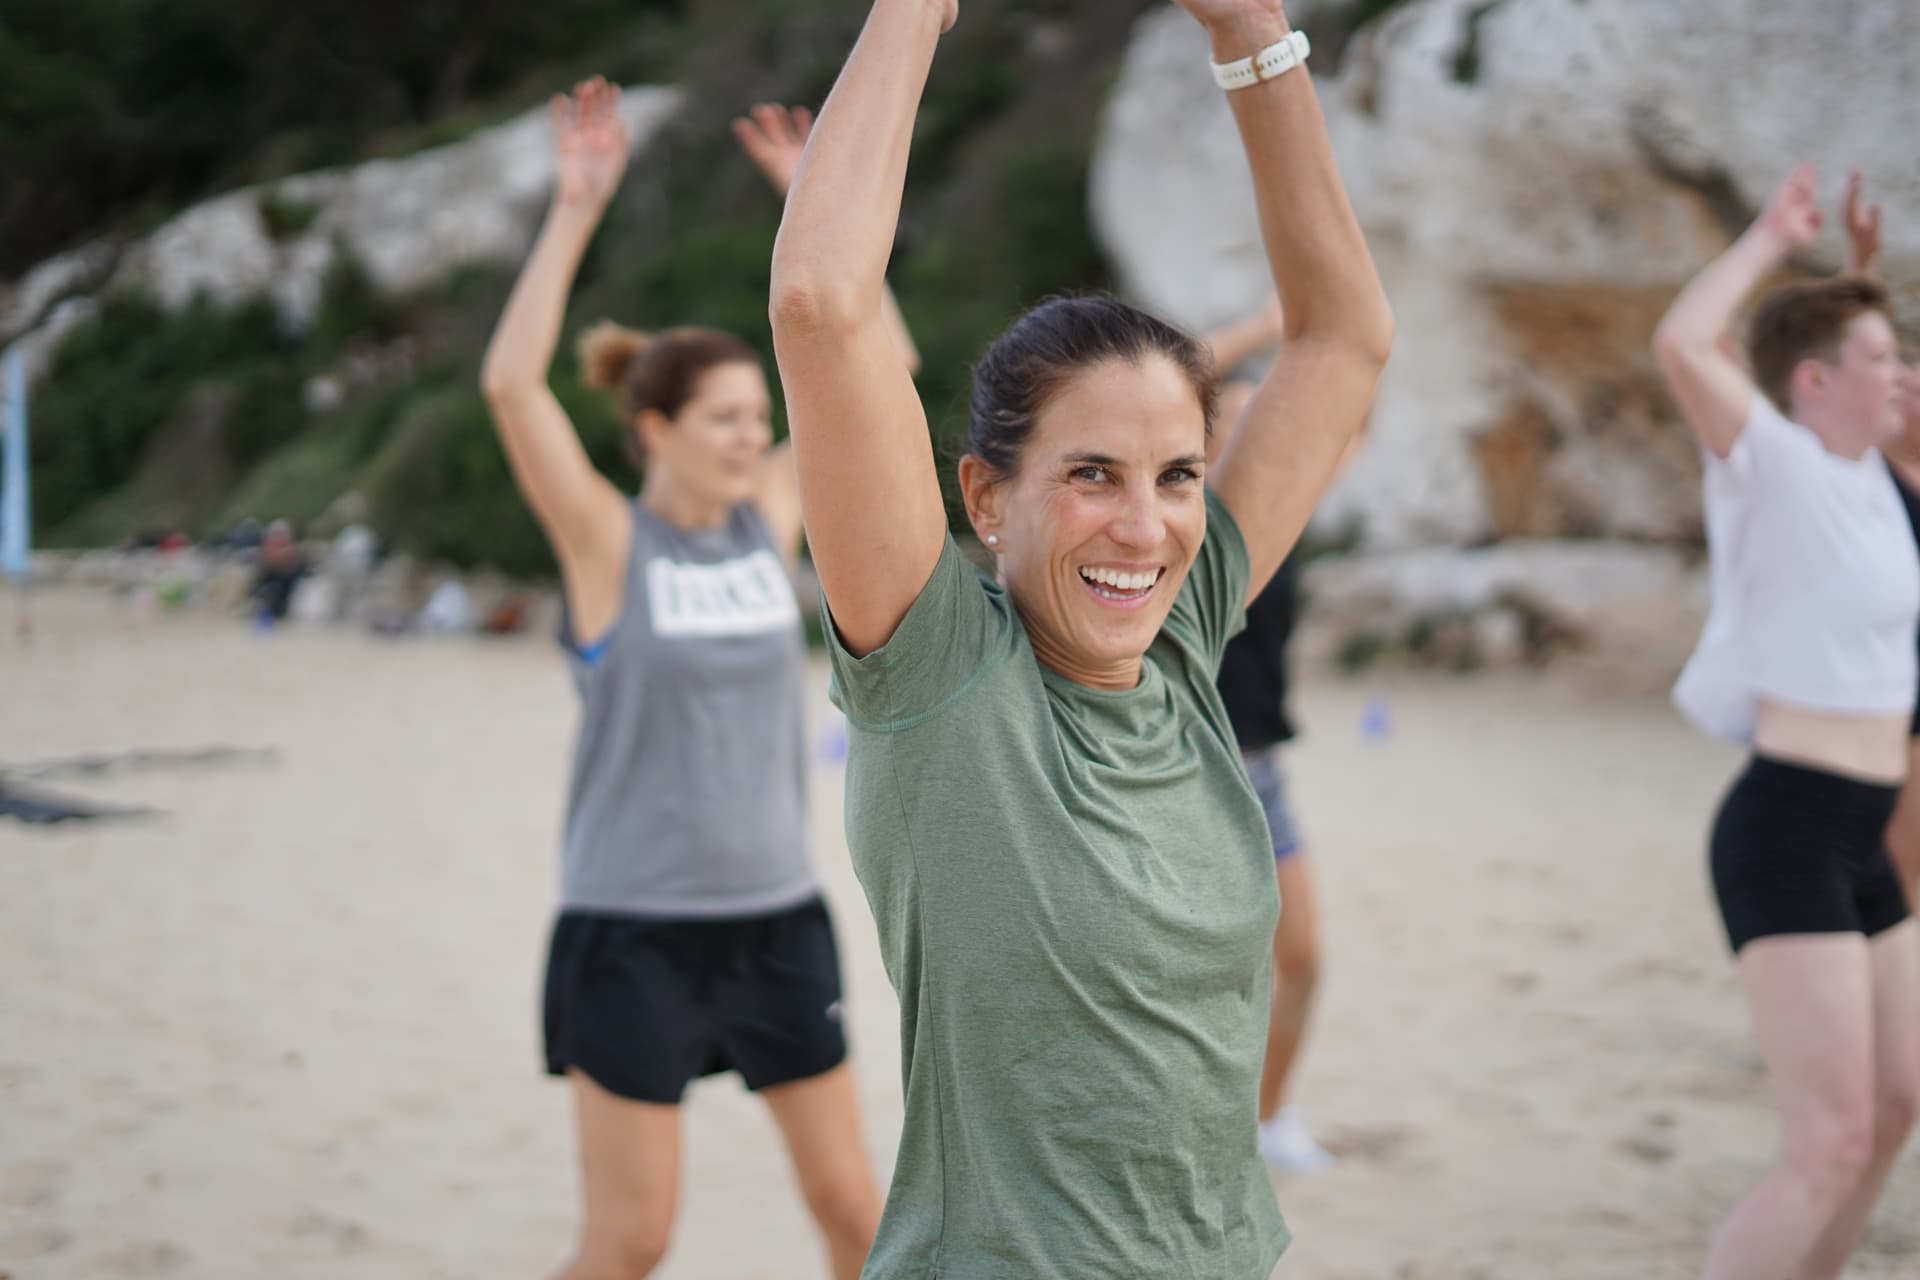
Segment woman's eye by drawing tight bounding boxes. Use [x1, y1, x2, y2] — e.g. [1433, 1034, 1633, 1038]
[1071, 466, 1109, 483]
[1161, 467, 1199, 485]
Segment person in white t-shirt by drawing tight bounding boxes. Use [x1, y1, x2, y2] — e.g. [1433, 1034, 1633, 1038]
[1653, 164, 1920, 1280]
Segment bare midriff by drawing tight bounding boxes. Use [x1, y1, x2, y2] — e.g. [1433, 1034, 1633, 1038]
[1754, 701, 1911, 785]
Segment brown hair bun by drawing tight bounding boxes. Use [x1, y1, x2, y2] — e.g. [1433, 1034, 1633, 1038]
[577, 322, 652, 392]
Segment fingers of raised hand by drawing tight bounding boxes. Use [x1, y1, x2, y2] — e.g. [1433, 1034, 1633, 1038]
[733, 104, 812, 188]
[1767, 166, 1824, 242]
[555, 77, 621, 144]
[730, 112, 776, 169]
[1842, 171, 1880, 234]
[749, 103, 807, 152]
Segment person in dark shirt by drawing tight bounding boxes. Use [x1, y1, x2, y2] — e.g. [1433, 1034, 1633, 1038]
[1847, 175, 1920, 915]
[1205, 300, 1336, 1172]
[1882, 363, 1920, 905]
[249, 519, 307, 623]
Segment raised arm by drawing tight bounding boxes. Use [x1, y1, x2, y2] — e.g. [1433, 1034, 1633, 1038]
[1651, 166, 1822, 459]
[479, 78, 630, 582]
[1201, 296, 1282, 466]
[736, 104, 923, 382]
[1202, 293, 1285, 377]
[733, 102, 924, 561]
[1842, 170, 1883, 278]
[1191, 1, 1395, 606]
[768, 0, 954, 656]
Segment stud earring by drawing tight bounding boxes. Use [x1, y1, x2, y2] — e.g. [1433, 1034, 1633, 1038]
[986, 535, 1000, 547]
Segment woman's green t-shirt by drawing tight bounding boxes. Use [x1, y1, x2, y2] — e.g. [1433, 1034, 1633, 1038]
[825, 492, 1289, 1279]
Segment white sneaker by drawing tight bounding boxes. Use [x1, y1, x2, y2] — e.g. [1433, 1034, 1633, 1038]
[1258, 1106, 1335, 1174]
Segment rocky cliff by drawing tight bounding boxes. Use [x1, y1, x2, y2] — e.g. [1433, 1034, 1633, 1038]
[1, 89, 682, 385]
[1093, 0, 1920, 551]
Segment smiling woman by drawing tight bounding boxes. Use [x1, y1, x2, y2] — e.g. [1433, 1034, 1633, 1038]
[474, 81, 925, 1280]
[957, 295, 1217, 688]
[769, 0, 1391, 1274]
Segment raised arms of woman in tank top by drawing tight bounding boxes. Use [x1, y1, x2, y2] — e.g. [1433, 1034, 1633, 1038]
[1203, 294, 1287, 380]
[1188, 0, 1394, 608]
[1652, 167, 1825, 460]
[481, 79, 634, 617]
[768, 0, 956, 656]
[734, 102, 923, 562]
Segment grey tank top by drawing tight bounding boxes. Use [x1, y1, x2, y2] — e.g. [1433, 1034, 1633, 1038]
[559, 501, 815, 918]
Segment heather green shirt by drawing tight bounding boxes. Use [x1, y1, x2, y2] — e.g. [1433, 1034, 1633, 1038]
[826, 493, 1288, 1279]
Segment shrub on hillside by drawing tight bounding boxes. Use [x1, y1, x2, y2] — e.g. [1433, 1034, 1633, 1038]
[31, 294, 290, 536]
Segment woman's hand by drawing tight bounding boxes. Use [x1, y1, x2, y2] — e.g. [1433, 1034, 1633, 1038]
[1755, 164, 1824, 253]
[551, 77, 631, 213]
[1841, 169, 1883, 276]
[732, 104, 814, 198]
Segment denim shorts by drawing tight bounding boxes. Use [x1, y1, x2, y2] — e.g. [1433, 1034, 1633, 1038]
[1241, 745, 1304, 861]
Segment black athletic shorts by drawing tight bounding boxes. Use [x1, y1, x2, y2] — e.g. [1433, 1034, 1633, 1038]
[543, 895, 848, 1104]
[1710, 755, 1910, 954]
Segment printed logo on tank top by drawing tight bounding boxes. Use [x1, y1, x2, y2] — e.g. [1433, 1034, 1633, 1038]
[646, 549, 800, 637]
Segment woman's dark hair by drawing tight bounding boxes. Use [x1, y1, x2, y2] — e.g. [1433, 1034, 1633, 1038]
[967, 294, 1217, 478]
[579, 322, 759, 424]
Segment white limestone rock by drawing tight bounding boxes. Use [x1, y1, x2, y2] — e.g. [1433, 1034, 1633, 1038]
[3, 87, 682, 366]
[1093, 1, 1920, 551]
[6, 298, 101, 386]
[0, 242, 116, 345]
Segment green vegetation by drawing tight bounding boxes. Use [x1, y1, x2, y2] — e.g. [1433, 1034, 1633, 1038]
[1451, 2, 1502, 86]
[34, 293, 292, 538]
[256, 188, 321, 241]
[1336, 630, 1388, 675]
[0, 0, 677, 275]
[21, 0, 1155, 573]
[30, 251, 424, 545]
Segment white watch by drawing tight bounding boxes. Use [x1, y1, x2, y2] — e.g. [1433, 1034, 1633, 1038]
[1210, 29, 1311, 92]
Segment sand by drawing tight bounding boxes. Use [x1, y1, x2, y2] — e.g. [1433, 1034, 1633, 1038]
[2, 584, 1917, 1280]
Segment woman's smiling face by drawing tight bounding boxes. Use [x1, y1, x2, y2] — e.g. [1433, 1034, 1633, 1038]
[967, 355, 1211, 690]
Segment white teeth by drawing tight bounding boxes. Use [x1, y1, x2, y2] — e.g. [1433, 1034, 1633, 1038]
[1080, 568, 1158, 592]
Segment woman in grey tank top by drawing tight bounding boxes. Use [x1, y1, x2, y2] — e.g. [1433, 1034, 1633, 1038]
[477, 79, 919, 1280]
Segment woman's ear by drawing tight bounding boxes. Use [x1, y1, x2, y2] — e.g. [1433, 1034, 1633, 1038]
[957, 453, 1005, 548]
[634, 408, 672, 456]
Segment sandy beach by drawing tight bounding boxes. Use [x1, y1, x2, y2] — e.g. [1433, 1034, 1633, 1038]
[3, 585, 1917, 1280]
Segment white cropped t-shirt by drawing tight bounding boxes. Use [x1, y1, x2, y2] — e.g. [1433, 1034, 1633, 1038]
[1674, 393, 1920, 743]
